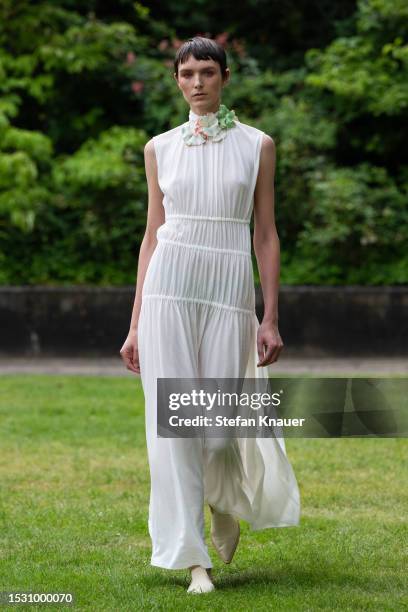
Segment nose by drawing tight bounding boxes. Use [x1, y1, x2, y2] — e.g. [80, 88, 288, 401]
[193, 74, 203, 89]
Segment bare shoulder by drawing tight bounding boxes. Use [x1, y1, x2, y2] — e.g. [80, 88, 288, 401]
[144, 138, 156, 157]
[255, 133, 277, 187]
[144, 138, 158, 174]
[259, 133, 276, 169]
[261, 133, 275, 151]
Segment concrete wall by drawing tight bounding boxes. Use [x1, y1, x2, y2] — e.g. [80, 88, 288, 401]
[0, 285, 407, 357]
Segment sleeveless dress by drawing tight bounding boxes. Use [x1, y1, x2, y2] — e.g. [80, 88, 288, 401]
[137, 107, 301, 570]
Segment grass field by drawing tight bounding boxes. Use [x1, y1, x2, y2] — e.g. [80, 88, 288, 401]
[0, 375, 407, 611]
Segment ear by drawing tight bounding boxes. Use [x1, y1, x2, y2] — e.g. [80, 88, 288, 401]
[222, 68, 230, 87]
[173, 72, 180, 88]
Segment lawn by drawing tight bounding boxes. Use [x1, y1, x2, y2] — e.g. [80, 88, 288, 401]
[0, 375, 406, 611]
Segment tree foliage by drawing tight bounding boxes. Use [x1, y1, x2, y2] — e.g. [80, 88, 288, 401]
[0, 0, 406, 284]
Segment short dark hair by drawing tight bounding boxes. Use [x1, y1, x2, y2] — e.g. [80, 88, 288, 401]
[174, 37, 228, 79]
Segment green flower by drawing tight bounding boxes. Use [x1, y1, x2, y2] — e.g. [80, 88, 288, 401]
[217, 104, 237, 129]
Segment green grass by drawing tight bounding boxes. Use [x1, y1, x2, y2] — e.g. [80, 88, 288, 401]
[0, 375, 407, 611]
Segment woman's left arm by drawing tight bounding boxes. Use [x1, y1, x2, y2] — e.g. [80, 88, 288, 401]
[253, 134, 284, 367]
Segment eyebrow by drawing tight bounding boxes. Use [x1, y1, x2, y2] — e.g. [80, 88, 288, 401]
[179, 67, 216, 73]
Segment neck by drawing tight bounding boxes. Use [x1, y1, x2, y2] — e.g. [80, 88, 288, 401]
[189, 101, 221, 117]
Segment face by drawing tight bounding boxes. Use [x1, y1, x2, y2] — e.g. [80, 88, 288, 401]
[174, 55, 230, 115]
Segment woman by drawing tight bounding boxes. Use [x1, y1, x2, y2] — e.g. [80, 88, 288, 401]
[120, 36, 300, 594]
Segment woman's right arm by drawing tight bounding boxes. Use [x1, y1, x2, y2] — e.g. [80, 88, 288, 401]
[119, 138, 165, 373]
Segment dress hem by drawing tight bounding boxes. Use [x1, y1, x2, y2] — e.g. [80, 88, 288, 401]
[151, 559, 213, 571]
[249, 521, 301, 532]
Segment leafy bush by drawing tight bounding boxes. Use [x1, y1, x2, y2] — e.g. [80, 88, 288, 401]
[0, 0, 407, 285]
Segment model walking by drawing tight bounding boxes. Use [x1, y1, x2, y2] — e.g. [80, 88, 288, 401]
[120, 36, 300, 594]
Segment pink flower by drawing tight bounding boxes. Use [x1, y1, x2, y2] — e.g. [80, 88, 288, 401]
[131, 81, 144, 94]
[193, 120, 208, 139]
[158, 39, 169, 51]
[126, 51, 136, 65]
[215, 32, 229, 46]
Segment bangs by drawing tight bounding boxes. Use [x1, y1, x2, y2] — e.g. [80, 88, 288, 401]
[174, 37, 227, 76]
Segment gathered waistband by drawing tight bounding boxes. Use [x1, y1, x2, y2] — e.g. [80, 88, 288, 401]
[165, 213, 250, 224]
[158, 238, 251, 257]
[142, 294, 254, 315]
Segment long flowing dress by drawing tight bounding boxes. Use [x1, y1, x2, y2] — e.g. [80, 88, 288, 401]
[137, 107, 301, 570]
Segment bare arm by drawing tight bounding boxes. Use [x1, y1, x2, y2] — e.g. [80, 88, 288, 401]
[119, 138, 165, 372]
[128, 139, 165, 331]
[253, 134, 284, 366]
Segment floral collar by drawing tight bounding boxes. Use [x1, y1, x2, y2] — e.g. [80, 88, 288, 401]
[181, 103, 238, 146]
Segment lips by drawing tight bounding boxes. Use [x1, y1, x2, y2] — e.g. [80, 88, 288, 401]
[194, 93, 206, 97]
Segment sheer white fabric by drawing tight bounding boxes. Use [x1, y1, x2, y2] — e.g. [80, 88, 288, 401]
[137, 109, 301, 570]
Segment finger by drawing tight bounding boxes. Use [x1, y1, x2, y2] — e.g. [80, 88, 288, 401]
[258, 343, 279, 366]
[133, 354, 141, 374]
[274, 343, 284, 360]
[133, 345, 141, 373]
[125, 355, 139, 373]
[257, 344, 274, 366]
[121, 347, 136, 370]
[127, 347, 141, 374]
[120, 349, 131, 367]
[261, 344, 283, 366]
[266, 346, 280, 365]
[257, 336, 265, 364]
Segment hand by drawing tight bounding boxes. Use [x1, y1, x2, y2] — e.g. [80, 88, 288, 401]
[119, 329, 140, 374]
[256, 321, 283, 367]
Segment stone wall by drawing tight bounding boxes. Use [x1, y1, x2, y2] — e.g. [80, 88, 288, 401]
[0, 286, 407, 357]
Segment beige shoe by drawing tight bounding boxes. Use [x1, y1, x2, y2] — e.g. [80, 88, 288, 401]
[209, 505, 240, 564]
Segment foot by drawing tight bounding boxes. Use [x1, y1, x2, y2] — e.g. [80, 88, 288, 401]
[209, 504, 240, 564]
[187, 565, 215, 594]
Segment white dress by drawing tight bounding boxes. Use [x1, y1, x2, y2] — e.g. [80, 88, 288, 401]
[137, 107, 301, 570]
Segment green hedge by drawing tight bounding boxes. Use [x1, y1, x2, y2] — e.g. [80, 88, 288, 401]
[0, 0, 407, 285]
